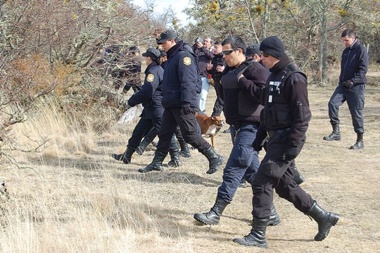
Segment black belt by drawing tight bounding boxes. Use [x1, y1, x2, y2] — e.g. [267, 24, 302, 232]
[267, 128, 291, 138]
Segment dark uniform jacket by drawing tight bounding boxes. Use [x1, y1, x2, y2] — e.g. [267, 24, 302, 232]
[207, 52, 225, 83]
[218, 60, 268, 126]
[339, 39, 368, 85]
[162, 41, 202, 109]
[128, 62, 164, 119]
[261, 56, 312, 148]
[192, 45, 214, 77]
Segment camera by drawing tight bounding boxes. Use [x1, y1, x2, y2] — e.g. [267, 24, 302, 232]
[195, 37, 203, 43]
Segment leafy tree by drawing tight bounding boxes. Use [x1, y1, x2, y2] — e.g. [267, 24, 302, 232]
[185, 0, 379, 85]
[0, 0, 157, 153]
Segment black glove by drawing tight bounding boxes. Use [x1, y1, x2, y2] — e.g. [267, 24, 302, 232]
[284, 146, 299, 161]
[252, 139, 263, 152]
[182, 103, 192, 115]
[341, 80, 353, 89]
[252, 125, 267, 152]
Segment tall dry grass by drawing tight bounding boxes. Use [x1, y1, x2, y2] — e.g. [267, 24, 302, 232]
[1, 72, 380, 252]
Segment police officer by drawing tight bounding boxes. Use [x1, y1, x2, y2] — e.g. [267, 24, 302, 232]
[233, 36, 339, 248]
[138, 29, 224, 173]
[323, 29, 368, 149]
[134, 50, 191, 160]
[194, 35, 280, 226]
[247, 43, 305, 185]
[112, 48, 179, 165]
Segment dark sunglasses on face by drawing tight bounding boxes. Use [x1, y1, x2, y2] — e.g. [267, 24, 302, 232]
[222, 49, 234, 55]
[262, 52, 270, 57]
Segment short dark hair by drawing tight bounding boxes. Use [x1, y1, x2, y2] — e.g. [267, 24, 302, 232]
[222, 36, 246, 54]
[341, 29, 356, 38]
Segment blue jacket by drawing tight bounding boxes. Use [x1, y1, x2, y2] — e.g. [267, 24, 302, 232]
[162, 41, 201, 109]
[340, 39, 368, 85]
[128, 62, 164, 119]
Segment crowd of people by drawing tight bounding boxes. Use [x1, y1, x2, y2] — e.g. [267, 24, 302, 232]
[108, 28, 369, 248]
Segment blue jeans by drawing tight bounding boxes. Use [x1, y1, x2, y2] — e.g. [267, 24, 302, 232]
[198, 77, 210, 112]
[217, 124, 260, 202]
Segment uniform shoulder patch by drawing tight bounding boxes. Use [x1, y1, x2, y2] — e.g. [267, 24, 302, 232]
[183, 56, 191, 66]
[146, 73, 154, 82]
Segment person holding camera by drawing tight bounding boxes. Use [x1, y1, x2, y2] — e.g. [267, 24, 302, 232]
[192, 37, 214, 112]
[206, 41, 225, 118]
[323, 29, 368, 149]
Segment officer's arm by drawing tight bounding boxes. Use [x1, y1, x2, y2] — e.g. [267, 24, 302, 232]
[178, 54, 199, 104]
[285, 73, 311, 148]
[128, 73, 154, 107]
[352, 46, 368, 84]
[238, 66, 268, 103]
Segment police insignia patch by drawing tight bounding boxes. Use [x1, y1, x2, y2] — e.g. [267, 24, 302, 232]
[183, 57, 191, 66]
[146, 74, 154, 82]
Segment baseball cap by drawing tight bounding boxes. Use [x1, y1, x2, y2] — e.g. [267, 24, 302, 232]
[246, 44, 261, 57]
[156, 29, 178, 44]
[142, 48, 161, 61]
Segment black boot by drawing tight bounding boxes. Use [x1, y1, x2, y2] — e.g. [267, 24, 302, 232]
[201, 147, 224, 174]
[136, 129, 157, 155]
[168, 149, 181, 167]
[251, 205, 281, 226]
[179, 141, 191, 158]
[233, 218, 268, 248]
[193, 199, 229, 225]
[111, 147, 134, 164]
[135, 138, 152, 155]
[350, 133, 364, 150]
[306, 201, 339, 241]
[291, 166, 305, 185]
[323, 124, 341, 141]
[268, 205, 281, 226]
[138, 151, 166, 173]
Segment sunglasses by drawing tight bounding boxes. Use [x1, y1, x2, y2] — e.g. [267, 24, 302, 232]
[222, 49, 235, 55]
[262, 52, 270, 57]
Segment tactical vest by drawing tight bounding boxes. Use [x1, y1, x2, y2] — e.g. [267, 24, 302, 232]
[263, 63, 305, 130]
[221, 62, 262, 124]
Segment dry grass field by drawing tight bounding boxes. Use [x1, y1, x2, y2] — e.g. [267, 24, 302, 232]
[1, 69, 380, 252]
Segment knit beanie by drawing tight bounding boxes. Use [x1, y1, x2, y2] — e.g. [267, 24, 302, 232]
[259, 36, 285, 59]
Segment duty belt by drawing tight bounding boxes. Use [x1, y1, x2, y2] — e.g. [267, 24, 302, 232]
[267, 127, 291, 138]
